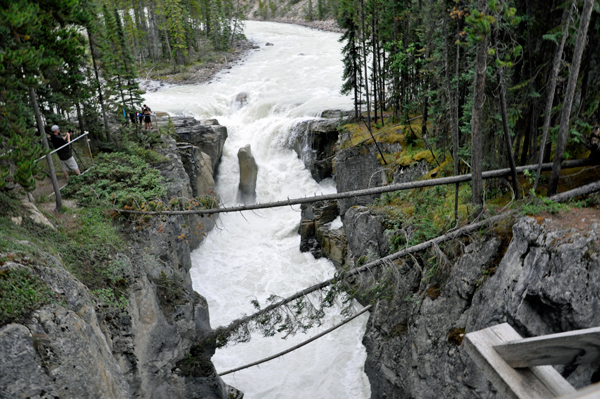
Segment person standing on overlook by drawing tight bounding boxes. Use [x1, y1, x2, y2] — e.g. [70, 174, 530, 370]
[143, 104, 153, 130]
[49, 125, 80, 181]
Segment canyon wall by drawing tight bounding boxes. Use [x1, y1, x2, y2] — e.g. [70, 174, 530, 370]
[0, 119, 242, 399]
[297, 121, 600, 398]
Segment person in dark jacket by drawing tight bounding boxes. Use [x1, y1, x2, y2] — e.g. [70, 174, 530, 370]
[49, 125, 80, 181]
[142, 104, 153, 130]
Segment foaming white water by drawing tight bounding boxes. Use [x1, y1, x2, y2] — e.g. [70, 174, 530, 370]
[144, 21, 370, 399]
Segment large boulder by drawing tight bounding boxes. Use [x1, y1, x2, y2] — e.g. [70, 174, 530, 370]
[237, 144, 258, 204]
[157, 117, 227, 173]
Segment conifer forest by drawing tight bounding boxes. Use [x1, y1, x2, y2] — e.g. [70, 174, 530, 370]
[1, 0, 599, 203]
[1, 0, 245, 192]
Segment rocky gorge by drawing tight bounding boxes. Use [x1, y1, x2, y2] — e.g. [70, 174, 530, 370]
[2, 106, 599, 399]
[0, 119, 242, 399]
[294, 113, 600, 398]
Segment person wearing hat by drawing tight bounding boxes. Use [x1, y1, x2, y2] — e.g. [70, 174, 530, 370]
[49, 125, 80, 181]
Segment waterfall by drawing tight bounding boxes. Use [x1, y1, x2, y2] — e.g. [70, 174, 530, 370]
[143, 21, 371, 399]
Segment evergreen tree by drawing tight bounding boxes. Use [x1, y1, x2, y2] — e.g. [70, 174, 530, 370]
[338, 0, 362, 119]
[0, 0, 85, 192]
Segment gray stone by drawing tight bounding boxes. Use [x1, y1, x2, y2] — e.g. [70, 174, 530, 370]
[393, 160, 429, 184]
[20, 201, 54, 229]
[343, 206, 390, 261]
[157, 117, 227, 173]
[316, 224, 347, 268]
[233, 92, 249, 110]
[0, 324, 55, 399]
[298, 200, 339, 259]
[237, 144, 258, 204]
[288, 118, 339, 182]
[320, 109, 357, 121]
[177, 143, 216, 197]
[335, 146, 388, 215]
[361, 216, 600, 399]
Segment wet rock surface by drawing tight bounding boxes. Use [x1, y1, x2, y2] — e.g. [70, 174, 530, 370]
[288, 111, 355, 182]
[237, 144, 258, 204]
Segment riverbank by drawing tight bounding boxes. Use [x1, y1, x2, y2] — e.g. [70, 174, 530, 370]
[138, 39, 258, 91]
[139, 19, 342, 90]
[247, 17, 342, 33]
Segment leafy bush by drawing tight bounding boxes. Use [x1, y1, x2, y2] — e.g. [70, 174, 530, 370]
[63, 152, 166, 207]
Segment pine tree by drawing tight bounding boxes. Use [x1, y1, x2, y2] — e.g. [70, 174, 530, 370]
[0, 0, 84, 192]
[338, 0, 362, 119]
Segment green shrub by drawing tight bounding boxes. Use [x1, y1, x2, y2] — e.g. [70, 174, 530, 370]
[0, 191, 20, 217]
[0, 267, 55, 326]
[63, 152, 166, 207]
[90, 287, 129, 316]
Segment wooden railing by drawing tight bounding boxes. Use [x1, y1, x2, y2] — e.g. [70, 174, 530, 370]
[464, 323, 600, 399]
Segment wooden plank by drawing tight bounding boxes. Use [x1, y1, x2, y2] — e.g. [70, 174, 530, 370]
[494, 327, 600, 368]
[464, 323, 576, 399]
[557, 383, 600, 399]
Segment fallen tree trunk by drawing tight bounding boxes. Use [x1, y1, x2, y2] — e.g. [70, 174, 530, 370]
[117, 159, 597, 216]
[206, 211, 513, 346]
[550, 180, 600, 203]
[218, 304, 373, 376]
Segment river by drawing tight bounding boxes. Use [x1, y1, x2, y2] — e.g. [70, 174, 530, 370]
[143, 20, 371, 399]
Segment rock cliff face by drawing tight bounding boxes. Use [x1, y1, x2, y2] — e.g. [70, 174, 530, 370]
[302, 197, 600, 398]
[360, 214, 600, 399]
[0, 124, 241, 398]
[335, 145, 389, 215]
[158, 116, 228, 174]
[0, 264, 131, 399]
[288, 110, 355, 182]
[297, 116, 600, 398]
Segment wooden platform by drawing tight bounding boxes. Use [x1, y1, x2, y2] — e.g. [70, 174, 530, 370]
[464, 323, 600, 399]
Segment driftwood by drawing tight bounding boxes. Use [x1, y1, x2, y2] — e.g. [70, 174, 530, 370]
[218, 304, 373, 376]
[117, 159, 596, 216]
[208, 212, 513, 345]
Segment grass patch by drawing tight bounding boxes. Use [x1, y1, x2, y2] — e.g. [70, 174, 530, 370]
[340, 117, 447, 170]
[0, 267, 55, 326]
[375, 183, 472, 251]
[0, 204, 131, 319]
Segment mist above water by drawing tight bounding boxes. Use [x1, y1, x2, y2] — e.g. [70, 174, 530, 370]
[143, 21, 371, 399]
